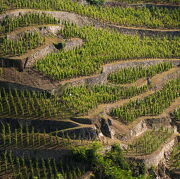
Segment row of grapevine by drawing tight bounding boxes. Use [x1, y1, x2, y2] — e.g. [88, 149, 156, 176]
[0, 122, 77, 148]
[108, 62, 173, 84]
[1, 0, 180, 28]
[0, 88, 67, 119]
[61, 84, 147, 114]
[0, 13, 59, 34]
[126, 127, 173, 155]
[0, 83, 147, 118]
[110, 78, 180, 124]
[35, 23, 180, 81]
[168, 142, 180, 171]
[0, 32, 45, 56]
[0, 151, 84, 179]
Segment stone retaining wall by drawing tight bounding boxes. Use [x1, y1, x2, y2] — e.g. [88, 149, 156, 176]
[24, 44, 58, 68]
[127, 135, 177, 169]
[59, 59, 180, 87]
[105, 2, 180, 9]
[1, 9, 179, 37]
[143, 135, 177, 168]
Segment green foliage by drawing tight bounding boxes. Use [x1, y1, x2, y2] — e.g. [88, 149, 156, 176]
[108, 62, 173, 84]
[111, 78, 180, 123]
[87, 0, 105, 5]
[0, 32, 45, 56]
[72, 142, 102, 164]
[127, 127, 173, 155]
[72, 143, 145, 179]
[0, 123, 72, 148]
[0, 13, 59, 34]
[61, 84, 147, 114]
[1, 0, 180, 28]
[35, 23, 180, 80]
[106, 144, 129, 170]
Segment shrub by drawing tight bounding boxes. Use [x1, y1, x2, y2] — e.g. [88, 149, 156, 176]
[87, 0, 105, 5]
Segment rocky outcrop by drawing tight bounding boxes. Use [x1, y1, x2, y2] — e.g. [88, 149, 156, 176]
[129, 119, 147, 138]
[80, 171, 94, 179]
[145, 117, 173, 129]
[100, 118, 114, 138]
[64, 38, 83, 51]
[6, 25, 62, 40]
[73, 0, 88, 5]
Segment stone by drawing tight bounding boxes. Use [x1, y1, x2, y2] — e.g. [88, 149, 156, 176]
[100, 118, 113, 138]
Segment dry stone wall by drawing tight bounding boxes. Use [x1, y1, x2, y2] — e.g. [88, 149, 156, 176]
[1, 9, 180, 37]
[59, 59, 180, 87]
[24, 44, 58, 68]
[127, 135, 178, 169]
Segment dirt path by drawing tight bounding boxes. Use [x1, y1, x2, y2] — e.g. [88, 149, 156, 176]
[0, 68, 59, 91]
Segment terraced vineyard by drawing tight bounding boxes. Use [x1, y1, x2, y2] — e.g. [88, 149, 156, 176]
[0, 0, 179, 178]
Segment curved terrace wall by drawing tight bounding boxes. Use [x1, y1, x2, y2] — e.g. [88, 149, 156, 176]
[1, 9, 180, 37]
[126, 135, 178, 169]
[59, 59, 180, 87]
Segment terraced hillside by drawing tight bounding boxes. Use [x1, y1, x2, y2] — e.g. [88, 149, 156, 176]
[0, 0, 180, 178]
